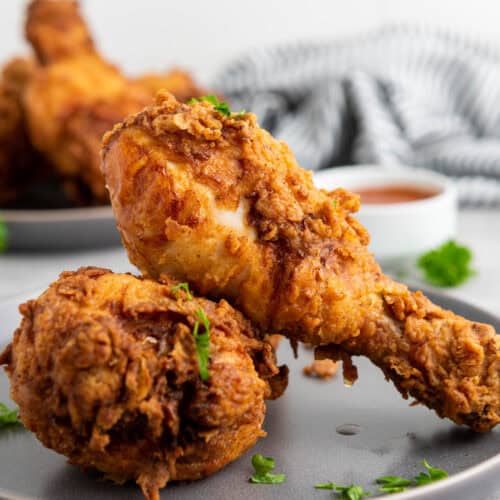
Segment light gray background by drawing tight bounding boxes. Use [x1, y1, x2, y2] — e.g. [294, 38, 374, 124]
[3, 0, 500, 83]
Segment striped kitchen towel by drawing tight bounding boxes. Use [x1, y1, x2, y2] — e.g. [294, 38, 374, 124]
[214, 26, 500, 207]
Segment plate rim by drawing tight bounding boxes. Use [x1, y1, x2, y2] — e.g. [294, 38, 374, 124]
[0, 206, 114, 223]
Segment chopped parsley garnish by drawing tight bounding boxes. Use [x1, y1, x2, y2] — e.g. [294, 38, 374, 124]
[335, 484, 371, 499]
[417, 240, 475, 287]
[192, 307, 210, 381]
[414, 459, 448, 486]
[171, 282, 193, 300]
[315, 482, 336, 490]
[0, 219, 7, 253]
[0, 403, 20, 428]
[376, 475, 411, 494]
[187, 95, 245, 118]
[249, 454, 286, 484]
[332, 198, 338, 209]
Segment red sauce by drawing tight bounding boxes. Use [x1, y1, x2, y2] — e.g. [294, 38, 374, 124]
[355, 185, 438, 204]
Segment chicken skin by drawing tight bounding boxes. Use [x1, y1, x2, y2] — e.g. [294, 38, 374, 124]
[102, 91, 500, 432]
[0, 267, 286, 500]
[23, 0, 206, 203]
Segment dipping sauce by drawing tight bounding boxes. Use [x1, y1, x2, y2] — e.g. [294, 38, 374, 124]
[355, 185, 439, 205]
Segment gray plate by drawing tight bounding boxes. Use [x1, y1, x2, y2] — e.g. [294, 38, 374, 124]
[0, 290, 498, 500]
[0, 207, 121, 251]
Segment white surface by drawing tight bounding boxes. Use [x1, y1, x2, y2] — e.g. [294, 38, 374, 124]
[0, 209, 499, 318]
[314, 166, 458, 261]
[2, 1, 500, 82]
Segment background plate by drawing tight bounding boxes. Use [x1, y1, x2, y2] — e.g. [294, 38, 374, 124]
[0, 290, 498, 499]
[0, 207, 121, 251]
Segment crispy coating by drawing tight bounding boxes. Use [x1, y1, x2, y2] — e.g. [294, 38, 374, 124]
[23, 0, 208, 203]
[26, 0, 96, 64]
[102, 91, 500, 432]
[0, 267, 286, 500]
[303, 359, 338, 380]
[0, 57, 42, 205]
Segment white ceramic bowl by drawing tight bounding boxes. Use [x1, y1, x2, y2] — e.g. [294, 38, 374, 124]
[313, 165, 458, 262]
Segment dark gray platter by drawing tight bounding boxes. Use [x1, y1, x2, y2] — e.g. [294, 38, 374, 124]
[0, 207, 121, 251]
[0, 290, 498, 500]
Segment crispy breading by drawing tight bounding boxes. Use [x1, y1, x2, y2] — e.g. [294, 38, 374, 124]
[0, 267, 287, 500]
[102, 91, 500, 432]
[23, 0, 208, 203]
[303, 359, 338, 380]
[0, 57, 42, 205]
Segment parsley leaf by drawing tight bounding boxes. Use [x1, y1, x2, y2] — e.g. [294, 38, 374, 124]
[188, 95, 244, 118]
[249, 453, 286, 484]
[192, 307, 210, 381]
[414, 459, 448, 486]
[315, 482, 336, 490]
[171, 282, 193, 300]
[335, 484, 371, 500]
[376, 475, 411, 494]
[0, 219, 7, 253]
[417, 240, 475, 287]
[0, 403, 20, 428]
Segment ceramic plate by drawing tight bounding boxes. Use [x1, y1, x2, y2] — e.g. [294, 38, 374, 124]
[0, 290, 498, 499]
[1, 207, 121, 251]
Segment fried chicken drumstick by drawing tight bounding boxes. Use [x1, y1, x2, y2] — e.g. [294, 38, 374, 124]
[23, 0, 207, 203]
[102, 91, 499, 432]
[0, 57, 42, 205]
[0, 267, 286, 500]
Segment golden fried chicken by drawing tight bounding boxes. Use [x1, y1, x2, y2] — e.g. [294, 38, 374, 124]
[0, 267, 286, 500]
[23, 0, 207, 203]
[102, 91, 500, 432]
[0, 57, 42, 205]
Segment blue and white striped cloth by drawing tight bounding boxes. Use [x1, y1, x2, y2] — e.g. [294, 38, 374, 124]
[215, 26, 500, 206]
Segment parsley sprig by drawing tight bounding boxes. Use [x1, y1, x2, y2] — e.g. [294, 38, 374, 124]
[314, 460, 448, 497]
[249, 454, 286, 484]
[314, 482, 370, 499]
[0, 403, 20, 428]
[413, 459, 448, 486]
[374, 460, 448, 494]
[171, 282, 193, 300]
[192, 307, 210, 381]
[187, 95, 246, 118]
[417, 240, 475, 287]
[0, 219, 7, 253]
[376, 475, 411, 494]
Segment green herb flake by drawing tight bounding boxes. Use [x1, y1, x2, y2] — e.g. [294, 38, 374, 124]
[314, 482, 336, 490]
[192, 307, 211, 381]
[0, 403, 20, 428]
[188, 95, 245, 118]
[335, 484, 371, 500]
[376, 475, 411, 494]
[414, 459, 448, 487]
[0, 219, 7, 253]
[234, 109, 247, 119]
[249, 453, 286, 484]
[332, 198, 338, 209]
[171, 282, 193, 300]
[417, 240, 475, 287]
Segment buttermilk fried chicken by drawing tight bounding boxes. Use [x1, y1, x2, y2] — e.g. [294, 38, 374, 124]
[0, 267, 286, 500]
[23, 0, 207, 203]
[102, 91, 499, 432]
[0, 57, 43, 205]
